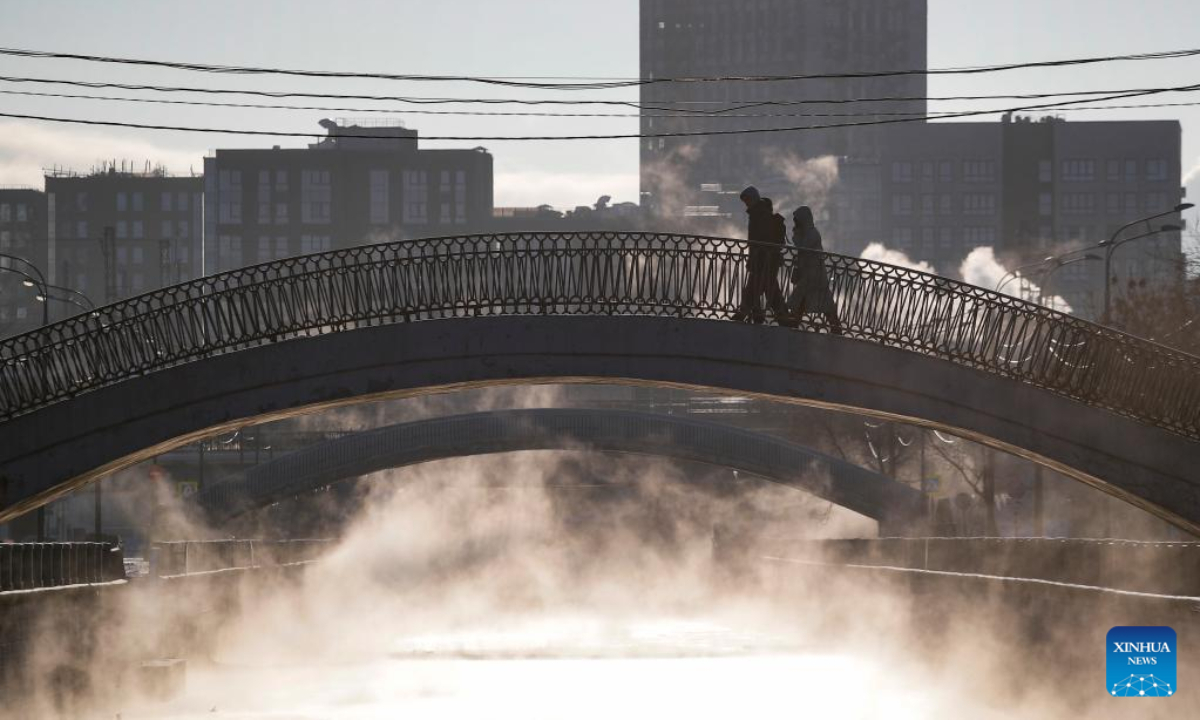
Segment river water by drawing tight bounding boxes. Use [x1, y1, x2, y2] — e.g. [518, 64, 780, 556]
[114, 614, 1005, 719]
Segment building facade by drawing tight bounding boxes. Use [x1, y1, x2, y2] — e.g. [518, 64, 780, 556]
[203, 120, 494, 273]
[874, 116, 1185, 317]
[639, 0, 928, 215]
[45, 166, 205, 306]
[0, 188, 48, 336]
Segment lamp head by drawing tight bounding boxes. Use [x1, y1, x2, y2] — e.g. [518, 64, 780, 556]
[1174, 203, 1195, 213]
[21, 279, 33, 287]
[1160, 224, 1182, 232]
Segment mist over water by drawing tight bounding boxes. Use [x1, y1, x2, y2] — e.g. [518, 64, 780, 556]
[17, 450, 1191, 719]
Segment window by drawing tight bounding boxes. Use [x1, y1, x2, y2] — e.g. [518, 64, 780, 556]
[1124, 193, 1138, 214]
[938, 161, 953, 183]
[891, 194, 914, 215]
[217, 234, 242, 270]
[963, 194, 996, 216]
[939, 228, 953, 249]
[1062, 193, 1095, 215]
[258, 171, 272, 223]
[76, 192, 87, 211]
[1124, 160, 1138, 182]
[15, 204, 26, 221]
[257, 236, 272, 263]
[132, 220, 144, 239]
[1107, 160, 1121, 182]
[301, 170, 331, 224]
[963, 160, 996, 183]
[920, 162, 934, 183]
[117, 192, 127, 212]
[276, 170, 288, 191]
[275, 236, 289, 259]
[921, 194, 936, 216]
[369, 170, 389, 224]
[964, 227, 997, 246]
[117, 246, 128, 264]
[454, 170, 467, 224]
[1061, 159, 1095, 182]
[402, 170, 428, 225]
[891, 162, 913, 183]
[275, 203, 289, 224]
[132, 246, 144, 264]
[1147, 159, 1169, 182]
[300, 235, 331, 254]
[177, 220, 190, 239]
[161, 220, 173, 238]
[0, 204, 8, 221]
[1106, 193, 1120, 214]
[939, 195, 953, 216]
[76, 221, 87, 239]
[1146, 193, 1168, 212]
[177, 192, 189, 212]
[1038, 160, 1053, 183]
[116, 220, 128, 239]
[218, 170, 243, 223]
[0, 230, 8, 249]
[132, 192, 143, 212]
[890, 227, 913, 246]
[921, 227, 936, 246]
[1039, 193, 1053, 216]
[161, 192, 172, 212]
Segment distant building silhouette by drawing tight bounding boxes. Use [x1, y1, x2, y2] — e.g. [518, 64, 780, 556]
[639, 0, 928, 219]
[202, 119, 493, 273]
[44, 165, 204, 305]
[0, 187, 47, 334]
[878, 116, 1184, 316]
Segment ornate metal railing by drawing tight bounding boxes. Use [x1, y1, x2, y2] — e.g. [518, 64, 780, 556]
[1, 232, 1198, 439]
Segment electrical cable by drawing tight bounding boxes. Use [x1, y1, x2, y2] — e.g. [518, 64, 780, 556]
[0, 82, 1193, 141]
[0, 45, 1197, 90]
[5, 86, 1200, 120]
[1, 73, 1195, 114]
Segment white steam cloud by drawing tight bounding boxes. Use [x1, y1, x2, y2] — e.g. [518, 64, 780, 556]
[859, 242, 936, 274]
[959, 246, 1073, 313]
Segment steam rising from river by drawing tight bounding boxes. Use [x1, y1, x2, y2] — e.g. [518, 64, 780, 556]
[12, 450, 1194, 719]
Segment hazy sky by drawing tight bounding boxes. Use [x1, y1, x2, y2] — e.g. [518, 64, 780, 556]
[0, 0, 1196, 239]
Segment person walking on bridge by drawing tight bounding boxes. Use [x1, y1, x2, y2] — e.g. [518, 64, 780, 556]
[732, 186, 788, 325]
[786, 206, 843, 335]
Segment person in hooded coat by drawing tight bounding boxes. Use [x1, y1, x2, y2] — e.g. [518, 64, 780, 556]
[786, 206, 843, 334]
[732, 186, 788, 324]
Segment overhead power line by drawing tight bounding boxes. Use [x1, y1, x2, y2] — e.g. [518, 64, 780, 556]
[0, 83, 1194, 141]
[3, 86, 1200, 121]
[0, 45, 1197, 89]
[0, 73, 1195, 114]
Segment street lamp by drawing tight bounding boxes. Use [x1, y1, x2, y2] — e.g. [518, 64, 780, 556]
[995, 256, 1056, 299]
[1101, 223, 1183, 324]
[0, 255, 49, 326]
[1037, 254, 1101, 308]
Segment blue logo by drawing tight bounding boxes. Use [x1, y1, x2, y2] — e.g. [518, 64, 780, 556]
[1107, 626, 1176, 697]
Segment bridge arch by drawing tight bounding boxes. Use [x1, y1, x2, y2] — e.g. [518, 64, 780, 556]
[195, 409, 926, 530]
[1, 233, 1197, 531]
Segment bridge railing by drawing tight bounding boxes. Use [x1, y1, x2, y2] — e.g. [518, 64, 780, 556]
[0, 542, 125, 592]
[1, 232, 1198, 438]
[150, 539, 331, 577]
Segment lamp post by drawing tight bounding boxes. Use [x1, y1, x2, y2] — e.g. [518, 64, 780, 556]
[0, 254, 49, 326]
[1101, 223, 1184, 325]
[1037, 254, 1102, 309]
[995, 256, 1056, 300]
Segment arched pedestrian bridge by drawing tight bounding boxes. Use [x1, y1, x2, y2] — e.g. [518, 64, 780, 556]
[0, 233, 1197, 530]
[195, 408, 925, 532]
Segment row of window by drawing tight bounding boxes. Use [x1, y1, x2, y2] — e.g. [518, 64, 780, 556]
[0, 230, 31, 250]
[891, 160, 997, 184]
[0, 204, 30, 222]
[216, 234, 332, 270]
[890, 194, 997, 216]
[1039, 192, 1174, 216]
[115, 191, 195, 213]
[889, 158, 1173, 185]
[1051, 158, 1171, 183]
[890, 226, 999, 248]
